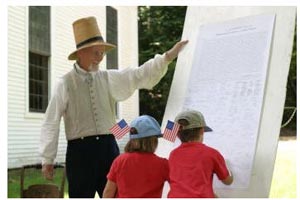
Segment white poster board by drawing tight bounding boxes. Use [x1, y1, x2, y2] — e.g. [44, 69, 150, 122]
[183, 14, 275, 189]
[156, 7, 296, 197]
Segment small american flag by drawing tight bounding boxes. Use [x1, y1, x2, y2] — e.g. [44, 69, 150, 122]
[163, 120, 180, 142]
[109, 119, 130, 140]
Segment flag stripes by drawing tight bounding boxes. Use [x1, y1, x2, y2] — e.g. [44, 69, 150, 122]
[109, 119, 130, 140]
[163, 120, 180, 142]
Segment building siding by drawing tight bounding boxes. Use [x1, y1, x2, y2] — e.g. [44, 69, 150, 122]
[8, 6, 138, 168]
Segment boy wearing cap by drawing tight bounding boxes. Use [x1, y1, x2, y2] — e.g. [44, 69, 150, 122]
[102, 115, 169, 198]
[39, 16, 187, 197]
[168, 110, 233, 198]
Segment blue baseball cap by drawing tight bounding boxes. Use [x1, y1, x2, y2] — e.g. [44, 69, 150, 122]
[129, 115, 163, 139]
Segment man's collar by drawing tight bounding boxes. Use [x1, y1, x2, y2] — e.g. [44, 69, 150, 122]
[74, 62, 98, 76]
[74, 63, 99, 84]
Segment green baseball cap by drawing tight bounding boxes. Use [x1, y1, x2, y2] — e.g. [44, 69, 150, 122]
[175, 110, 212, 132]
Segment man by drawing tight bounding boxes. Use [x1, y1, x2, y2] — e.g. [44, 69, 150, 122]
[39, 16, 187, 198]
[168, 110, 233, 198]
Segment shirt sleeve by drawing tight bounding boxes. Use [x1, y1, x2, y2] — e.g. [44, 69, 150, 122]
[39, 78, 68, 165]
[213, 150, 230, 181]
[107, 53, 171, 101]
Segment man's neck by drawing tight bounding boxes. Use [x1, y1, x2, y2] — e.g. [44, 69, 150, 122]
[77, 61, 90, 72]
[75, 62, 87, 73]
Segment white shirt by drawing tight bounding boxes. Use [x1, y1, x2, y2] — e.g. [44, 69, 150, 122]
[40, 53, 170, 164]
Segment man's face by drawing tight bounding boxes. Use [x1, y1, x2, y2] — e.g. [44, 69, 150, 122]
[77, 45, 106, 72]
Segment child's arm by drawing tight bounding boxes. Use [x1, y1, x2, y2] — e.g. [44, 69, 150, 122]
[221, 159, 233, 185]
[102, 180, 117, 198]
[221, 172, 233, 185]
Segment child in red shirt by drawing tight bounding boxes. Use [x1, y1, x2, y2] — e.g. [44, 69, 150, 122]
[102, 115, 169, 198]
[168, 110, 233, 198]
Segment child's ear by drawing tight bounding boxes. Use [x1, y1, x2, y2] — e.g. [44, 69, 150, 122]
[177, 125, 184, 138]
[199, 128, 205, 135]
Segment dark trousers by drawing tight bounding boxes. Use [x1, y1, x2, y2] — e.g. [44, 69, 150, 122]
[66, 134, 120, 198]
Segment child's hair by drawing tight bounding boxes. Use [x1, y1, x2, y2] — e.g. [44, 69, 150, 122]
[177, 119, 202, 142]
[125, 128, 158, 153]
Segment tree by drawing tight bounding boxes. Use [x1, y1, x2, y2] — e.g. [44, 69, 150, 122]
[281, 24, 297, 132]
[138, 6, 187, 123]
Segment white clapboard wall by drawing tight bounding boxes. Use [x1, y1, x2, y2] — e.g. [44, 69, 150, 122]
[7, 6, 138, 168]
[156, 6, 296, 198]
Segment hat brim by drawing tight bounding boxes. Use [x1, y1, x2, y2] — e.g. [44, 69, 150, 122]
[68, 41, 116, 60]
[130, 133, 163, 140]
[204, 126, 213, 132]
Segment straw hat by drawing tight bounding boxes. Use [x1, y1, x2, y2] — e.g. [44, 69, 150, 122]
[68, 16, 116, 60]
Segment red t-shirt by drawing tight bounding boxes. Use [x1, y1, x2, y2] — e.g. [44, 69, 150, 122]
[107, 152, 169, 198]
[168, 142, 229, 198]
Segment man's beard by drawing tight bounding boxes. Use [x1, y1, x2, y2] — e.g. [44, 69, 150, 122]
[88, 64, 99, 72]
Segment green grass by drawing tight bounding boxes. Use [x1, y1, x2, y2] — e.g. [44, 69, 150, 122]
[269, 139, 296, 198]
[7, 139, 296, 198]
[8, 168, 68, 198]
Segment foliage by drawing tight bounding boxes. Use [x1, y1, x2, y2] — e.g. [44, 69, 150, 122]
[281, 24, 297, 131]
[138, 6, 187, 123]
